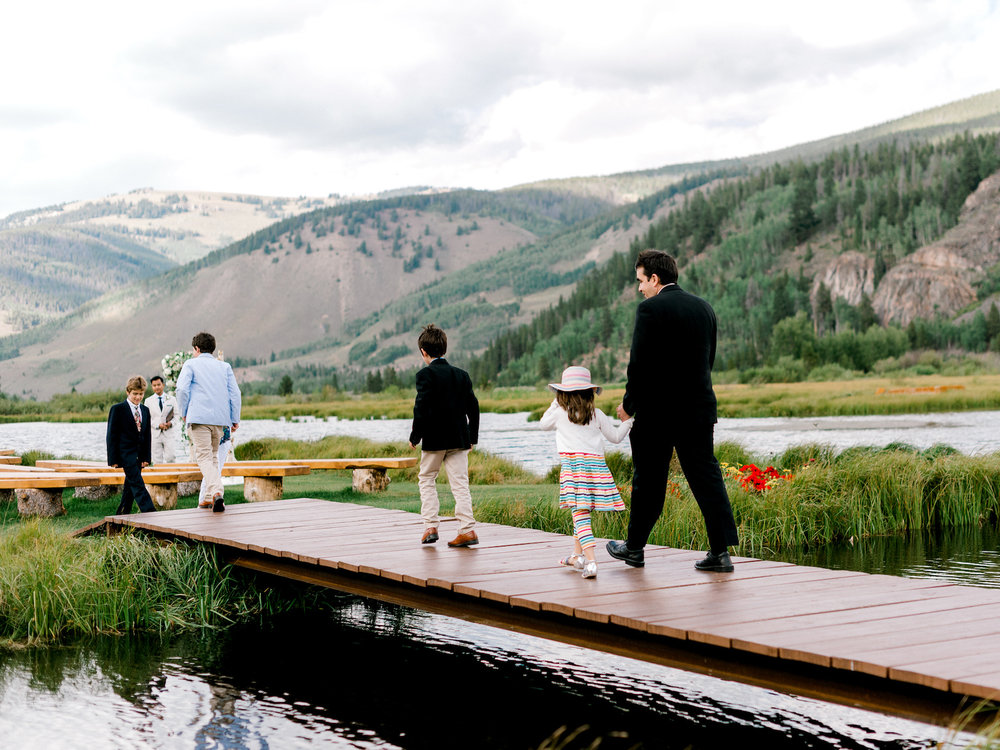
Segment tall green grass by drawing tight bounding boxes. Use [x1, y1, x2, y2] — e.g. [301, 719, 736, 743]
[0, 521, 335, 644]
[477, 442, 1000, 555]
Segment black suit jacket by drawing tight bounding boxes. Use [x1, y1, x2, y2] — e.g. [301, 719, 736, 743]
[622, 284, 719, 425]
[107, 401, 152, 467]
[409, 358, 480, 451]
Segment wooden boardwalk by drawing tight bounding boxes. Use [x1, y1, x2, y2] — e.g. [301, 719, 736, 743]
[99, 497, 1000, 725]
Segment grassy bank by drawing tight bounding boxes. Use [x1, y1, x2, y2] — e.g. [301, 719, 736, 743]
[0, 521, 342, 645]
[239, 374, 1000, 420]
[476, 441, 1000, 556]
[5, 373, 1000, 423]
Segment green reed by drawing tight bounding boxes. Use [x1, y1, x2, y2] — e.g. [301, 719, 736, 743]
[0, 521, 338, 644]
[475, 441, 1000, 556]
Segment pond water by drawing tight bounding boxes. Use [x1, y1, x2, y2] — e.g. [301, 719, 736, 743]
[4, 409, 1000, 476]
[0, 595, 978, 749]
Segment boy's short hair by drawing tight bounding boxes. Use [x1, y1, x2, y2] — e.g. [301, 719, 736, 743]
[150, 375, 164, 385]
[126, 375, 148, 393]
[418, 324, 447, 358]
[635, 249, 679, 285]
[192, 332, 216, 353]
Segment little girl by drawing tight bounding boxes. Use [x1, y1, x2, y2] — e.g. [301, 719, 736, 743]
[539, 366, 633, 579]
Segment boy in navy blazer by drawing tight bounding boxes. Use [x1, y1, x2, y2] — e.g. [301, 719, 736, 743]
[408, 324, 480, 547]
[107, 375, 156, 514]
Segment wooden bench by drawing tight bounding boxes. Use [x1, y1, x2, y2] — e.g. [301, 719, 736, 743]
[1, 471, 104, 516]
[206, 457, 418, 492]
[0, 456, 22, 464]
[38, 459, 311, 503]
[13, 461, 209, 516]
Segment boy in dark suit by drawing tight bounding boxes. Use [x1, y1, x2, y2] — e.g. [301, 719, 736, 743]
[107, 375, 156, 514]
[408, 324, 480, 547]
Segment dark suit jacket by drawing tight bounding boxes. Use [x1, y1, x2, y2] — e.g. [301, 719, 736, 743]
[409, 358, 480, 451]
[622, 284, 719, 425]
[107, 401, 152, 467]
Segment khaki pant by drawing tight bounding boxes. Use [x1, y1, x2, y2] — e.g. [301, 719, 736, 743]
[189, 424, 224, 501]
[418, 449, 475, 534]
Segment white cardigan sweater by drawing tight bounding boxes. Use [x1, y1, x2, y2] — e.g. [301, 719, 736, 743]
[538, 399, 634, 455]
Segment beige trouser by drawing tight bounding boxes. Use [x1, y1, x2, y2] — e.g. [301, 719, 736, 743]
[418, 449, 475, 534]
[152, 428, 176, 464]
[189, 424, 224, 501]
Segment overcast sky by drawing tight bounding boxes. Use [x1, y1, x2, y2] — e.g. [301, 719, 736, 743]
[2, 0, 999, 219]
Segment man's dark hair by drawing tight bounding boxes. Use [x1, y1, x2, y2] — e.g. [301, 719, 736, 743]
[192, 332, 216, 354]
[635, 249, 679, 285]
[150, 375, 164, 385]
[418, 324, 447, 358]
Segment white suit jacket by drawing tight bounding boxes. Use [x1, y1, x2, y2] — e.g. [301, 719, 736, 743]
[145, 392, 179, 433]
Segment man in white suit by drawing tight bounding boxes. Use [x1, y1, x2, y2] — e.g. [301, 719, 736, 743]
[145, 375, 178, 464]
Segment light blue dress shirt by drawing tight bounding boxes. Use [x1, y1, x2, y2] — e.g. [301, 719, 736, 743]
[176, 353, 242, 427]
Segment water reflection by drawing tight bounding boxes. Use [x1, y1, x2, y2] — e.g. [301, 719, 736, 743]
[774, 525, 1000, 589]
[0, 595, 972, 749]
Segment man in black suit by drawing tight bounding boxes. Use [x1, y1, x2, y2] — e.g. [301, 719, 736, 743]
[607, 250, 739, 571]
[107, 375, 156, 514]
[408, 324, 481, 547]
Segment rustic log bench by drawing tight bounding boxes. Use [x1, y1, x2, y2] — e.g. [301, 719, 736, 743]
[15, 468, 210, 516]
[37, 460, 312, 504]
[0, 471, 102, 516]
[199, 457, 418, 492]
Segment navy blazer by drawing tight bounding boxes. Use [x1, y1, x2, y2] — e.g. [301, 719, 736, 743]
[409, 358, 480, 451]
[622, 284, 719, 425]
[107, 400, 152, 467]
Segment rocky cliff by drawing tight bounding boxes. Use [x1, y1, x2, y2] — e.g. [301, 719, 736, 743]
[816, 171, 1000, 327]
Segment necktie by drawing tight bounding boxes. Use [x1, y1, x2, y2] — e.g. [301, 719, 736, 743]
[158, 396, 163, 410]
[133, 407, 141, 431]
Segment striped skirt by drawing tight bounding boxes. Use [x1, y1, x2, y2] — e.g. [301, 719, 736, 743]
[558, 452, 626, 511]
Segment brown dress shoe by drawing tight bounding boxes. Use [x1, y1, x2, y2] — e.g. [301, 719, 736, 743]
[448, 531, 479, 548]
[421, 527, 439, 544]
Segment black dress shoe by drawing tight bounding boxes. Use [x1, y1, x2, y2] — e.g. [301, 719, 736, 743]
[694, 550, 734, 572]
[606, 540, 644, 568]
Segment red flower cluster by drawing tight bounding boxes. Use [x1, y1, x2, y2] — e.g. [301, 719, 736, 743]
[734, 463, 792, 493]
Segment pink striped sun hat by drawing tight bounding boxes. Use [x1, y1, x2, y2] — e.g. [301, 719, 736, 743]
[548, 366, 602, 395]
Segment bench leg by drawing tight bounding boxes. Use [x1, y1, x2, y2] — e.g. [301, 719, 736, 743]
[16, 488, 67, 517]
[146, 483, 178, 510]
[178, 480, 201, 498]
[353, 468, 390, 493]
[74, 485, 121, 501]
[244, 476, 283, 502]
[1, 488, 13, 504]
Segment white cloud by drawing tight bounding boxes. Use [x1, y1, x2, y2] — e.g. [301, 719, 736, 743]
[1, 0, 999, 217]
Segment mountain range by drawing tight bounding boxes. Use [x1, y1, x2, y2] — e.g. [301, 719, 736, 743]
[2, 89, 1000, 399]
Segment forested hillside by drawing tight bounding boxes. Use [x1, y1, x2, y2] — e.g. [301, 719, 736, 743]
[0, 185, 626, 397]
[0, 226, 175, 334]
[465, 132, 1000, 387]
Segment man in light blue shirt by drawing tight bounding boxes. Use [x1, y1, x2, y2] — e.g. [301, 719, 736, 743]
[176, 331, 241, 512]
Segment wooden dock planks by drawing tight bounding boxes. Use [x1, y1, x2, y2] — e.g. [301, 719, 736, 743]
[100, 497, 1000, 723]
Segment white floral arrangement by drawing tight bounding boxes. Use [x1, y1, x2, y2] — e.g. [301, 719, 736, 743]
[161, 350, 192, 452]
[161, 351, 191, 392]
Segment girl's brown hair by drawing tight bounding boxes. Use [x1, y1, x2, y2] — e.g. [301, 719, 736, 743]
[556, 389, 595, 425]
